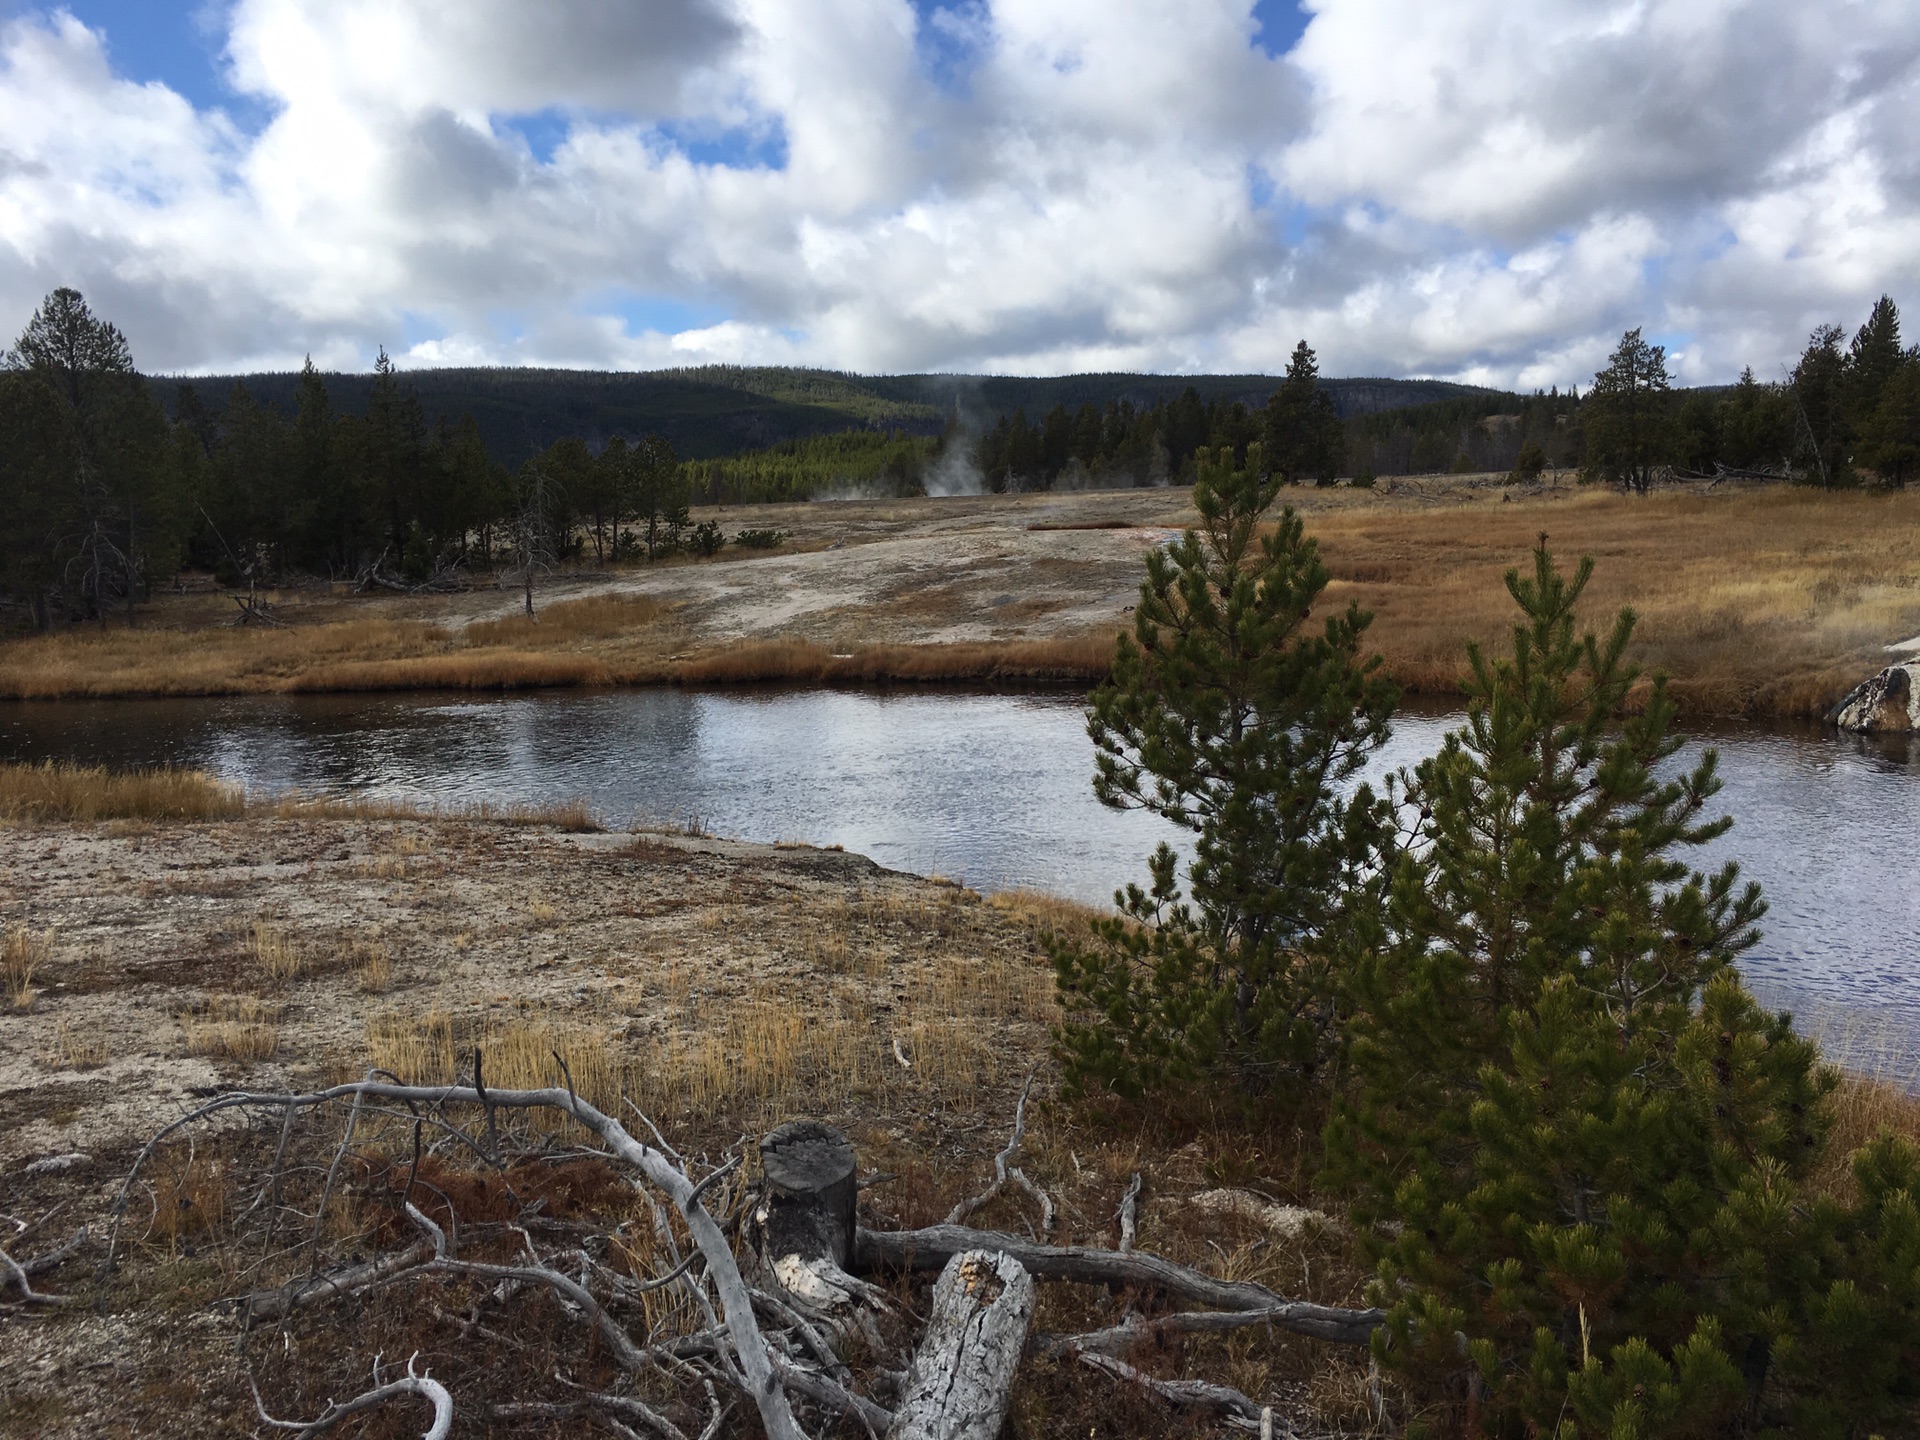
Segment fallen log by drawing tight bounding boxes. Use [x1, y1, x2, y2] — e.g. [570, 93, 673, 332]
[886, 1250, 1034, 1440]
[856, 1224, 1383, 1346]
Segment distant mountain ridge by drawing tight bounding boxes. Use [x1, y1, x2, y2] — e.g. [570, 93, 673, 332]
[145, 365, 1495, 466]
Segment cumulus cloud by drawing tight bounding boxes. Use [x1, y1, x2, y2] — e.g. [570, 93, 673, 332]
[0, 0, 1915, 386]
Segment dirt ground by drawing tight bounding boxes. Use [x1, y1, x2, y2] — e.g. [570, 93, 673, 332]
[0, 812, 1378, 1439]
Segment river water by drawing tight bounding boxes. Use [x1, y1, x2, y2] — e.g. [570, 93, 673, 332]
[2, 689, 1914, 1056]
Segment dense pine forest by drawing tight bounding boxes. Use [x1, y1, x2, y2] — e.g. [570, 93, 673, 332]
[2, 286, 1917, 627]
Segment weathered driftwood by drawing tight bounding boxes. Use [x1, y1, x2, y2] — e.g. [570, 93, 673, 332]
[856, 1223, 1383, 1346]
[886, 1250, 1035, 1440]
[250, 1354, 453, 1440]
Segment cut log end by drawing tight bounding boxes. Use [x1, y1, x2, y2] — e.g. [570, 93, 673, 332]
[758, 1120, 859, 1271]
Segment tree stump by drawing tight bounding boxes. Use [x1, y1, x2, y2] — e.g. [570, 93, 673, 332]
[886, 1249, 1034, 1440]
[758, 1120, 858, 1271]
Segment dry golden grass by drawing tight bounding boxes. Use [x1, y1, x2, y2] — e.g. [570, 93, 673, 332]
[4, 486, 1916, 715]
[249, 918, 302, 982]
[1311, 484, 1920, 717]
[4, 925, 52, 1008]
[351, 940, 393, 994]
[466, 591, 666, 647]
[0, 592, 670, 700]
[0, 761, 245, 822]
[42, 1016, 109, 1070]
[181, 994, 282, 1063]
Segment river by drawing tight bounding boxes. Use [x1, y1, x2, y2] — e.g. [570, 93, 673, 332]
[2, 688, 1914, 1059]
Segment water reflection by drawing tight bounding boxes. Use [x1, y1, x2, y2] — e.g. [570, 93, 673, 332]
[1, 690, 1914, 1048]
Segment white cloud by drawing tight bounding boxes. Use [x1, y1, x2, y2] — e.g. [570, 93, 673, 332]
[0, 0, 1915, 386]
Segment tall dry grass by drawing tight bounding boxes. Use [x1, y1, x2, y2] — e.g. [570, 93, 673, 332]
[667, 633, 1115, 687]
[0, 761, 245, 821]
[0, 592, 670, 700]
[181, 995, 282, 1063]
[1310, 485, 1920, 717]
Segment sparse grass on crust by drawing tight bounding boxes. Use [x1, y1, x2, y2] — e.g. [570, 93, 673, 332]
[180, 994, 281, 1063]
[4, 925, 52, 1008]
[42, 1016, 109, 1070]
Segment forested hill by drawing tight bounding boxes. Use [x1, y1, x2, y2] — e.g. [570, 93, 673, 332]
[144, 365, 1490, 465]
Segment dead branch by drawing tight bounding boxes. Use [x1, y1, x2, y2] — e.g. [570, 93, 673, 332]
[113, 1081, 809, 1440]
[492, 1390, 691, 1440]
[943, 1073, 1055, 1234]
[250, 1353, 452, 1439]
[1117, 1172, 1142, 1252]
[856, 1224, 1382, 1346]
[1071, 1348, 1264, 1426]
[15, 1226, 87, 1278]
[1038, 1304, 1363, 1357]
[232, 1240, 434, 1320]
[0, 1244, 71, 1306]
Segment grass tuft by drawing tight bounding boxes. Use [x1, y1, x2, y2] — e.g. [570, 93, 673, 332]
[4, 924, 52, 1008]
[181, 995, 282, 1063]
[250, 919, 302, 982]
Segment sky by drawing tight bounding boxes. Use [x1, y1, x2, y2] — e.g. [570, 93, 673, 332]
[0, 1, 1915, 387]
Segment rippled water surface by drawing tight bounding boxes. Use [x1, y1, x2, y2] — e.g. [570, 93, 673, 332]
[3, 689, 1914, 1048]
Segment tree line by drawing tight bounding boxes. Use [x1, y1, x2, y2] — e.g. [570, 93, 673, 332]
[0, 289, 781, 627]
[1056, 451, 1920, 1432]
[977, 297, 1920, 493]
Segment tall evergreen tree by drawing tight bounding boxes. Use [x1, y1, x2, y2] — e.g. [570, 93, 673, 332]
[1581, 328, 1673, 493]
[1791, 324, 1852, 488]
[1847, 294, 1905, 424]
[1263, 341, 1345, 484]
[1052, 443, 1395, 1096]
[2, 287, 173, 619]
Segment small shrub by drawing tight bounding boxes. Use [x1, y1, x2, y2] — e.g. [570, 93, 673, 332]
[1348, 471, 1376, 489]
[733, 526, 787, 550]
[3, 925, 51, 1008]
[686, 519, 725, 557]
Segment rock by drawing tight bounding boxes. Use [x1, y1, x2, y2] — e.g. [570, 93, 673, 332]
[1829, 663, 1918, 732]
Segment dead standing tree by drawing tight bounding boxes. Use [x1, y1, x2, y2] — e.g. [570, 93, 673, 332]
[507, 461, 562, 617]
[94, 1076, 1384, 1438]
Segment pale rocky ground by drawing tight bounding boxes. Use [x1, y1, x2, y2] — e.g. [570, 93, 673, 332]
[0, 816, 1056, 1171]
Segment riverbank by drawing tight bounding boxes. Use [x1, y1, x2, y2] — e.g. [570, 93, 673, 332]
[0, 790, 1380, 1436]
[4, 479, 1919, 717]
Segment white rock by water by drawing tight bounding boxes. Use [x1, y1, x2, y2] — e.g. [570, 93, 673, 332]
[1829, 663, 1918, 732]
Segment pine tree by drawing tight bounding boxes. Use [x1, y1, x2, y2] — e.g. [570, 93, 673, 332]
[1325, 542, 1920, 1434]
[1847, 294, 1905, 426]
[1581, 329, 1673, 493]
[1051, 444, 1395, 1097]
[1263, 341, 1345, 484]
[1791, 324, 1852, 488]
